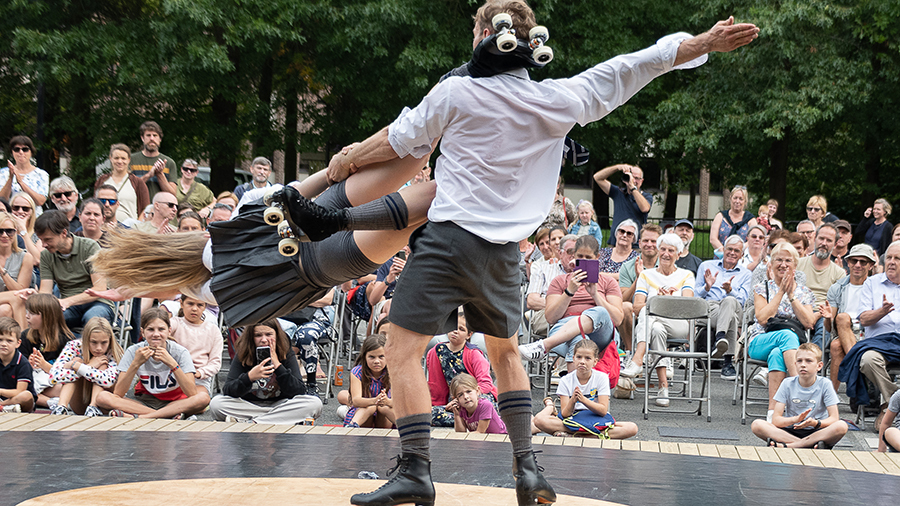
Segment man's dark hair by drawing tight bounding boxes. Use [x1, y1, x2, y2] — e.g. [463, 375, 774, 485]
[95, 184, 118, 196]
[139, 121, 162, 138]
[34, 210, 70, 236]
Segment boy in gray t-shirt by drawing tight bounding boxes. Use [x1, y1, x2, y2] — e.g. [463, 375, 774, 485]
[751, 343, 848, 449]
[877, 390, 900, 453]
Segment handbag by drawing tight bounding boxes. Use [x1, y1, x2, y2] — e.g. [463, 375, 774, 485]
[764, 281, 806, 341]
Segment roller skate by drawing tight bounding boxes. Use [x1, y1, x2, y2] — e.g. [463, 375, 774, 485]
[350, 454, 435, 506]
[263, 185, 348, 245]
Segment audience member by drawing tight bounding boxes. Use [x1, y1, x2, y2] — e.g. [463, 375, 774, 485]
[366, 247, 409, 323]
[216, 191, 239, 209]
[166, 296, 223, 411]
[593, 164, 651, 245]
[18, 294, 75, 408]
[695, 235, 752, 380]
[750, 343, 847, 448]
[806, 195, 837, 228]
[618, 224, 662, 352]
[0, 317, 34, 412]
[233, 157, 273, 202]
[597, 219, 639, 281]
[129, 121, 177, 197]
[342, 334, 394, 428]
[175, 158, 216, 219]
[825, 244, 875, 392]
[206, 203, 233, 224]
[855, 198, 893, 257]
[739, 224, 768, 273]
[766, 199, 784, 230]
[75, 199, 109, 247]
[878, 389, 900, 453]
[568, 200, 603, 244]
[756, 205, 773, 233]
[831, 220, 852, 271]
[541, 177, 575, 229]
[623, 233, 695, 407]
[525, 232, 569, 338]
[747, 243, 816, 420]
[48, 317, 123, 416]
[533, 340, 637, 439]
[95, 185, 132, 230]
[710, 185, 757, 255]
[796, 223, 845, 347]
[133, 192, 177, 234]
[673, 219, 702, 273]
[96, 308, 207, 418]
[95, 143, 150, 222]
[10, 193, 42, 276]
[0, 136, 49, 213]
[0, 211, 34, 308]
[177, 212, 204, 232]
[139, 205, 154, 222]
[795, 220, 815, 256]
[48, 176, 80, 233]
[287, 292, 335, 397]
[518, 237, 537, 281]
[448, 373, 506, 434]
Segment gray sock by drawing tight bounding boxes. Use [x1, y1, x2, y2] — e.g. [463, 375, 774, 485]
[313, 180, 352, 210]
[346, 192, 408, 231]
[498, 390, 534, 457]
[397, 413, 431, 460]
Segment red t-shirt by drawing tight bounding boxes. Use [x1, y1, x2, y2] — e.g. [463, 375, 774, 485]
[548, 272, 622, 318]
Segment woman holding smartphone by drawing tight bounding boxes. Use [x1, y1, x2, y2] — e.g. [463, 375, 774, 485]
[518, 235, 624, 376]
[209, 319, 322, 424]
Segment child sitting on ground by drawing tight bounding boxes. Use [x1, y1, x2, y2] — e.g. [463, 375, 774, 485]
[0, 317, 35, 412]
[18, 293, 75, 408]
[751, 343, 848, 448]
[342, 333, 394, 428]
[48, 317, 124, 416]
[878, 389, 900, 453]
[166, 295, 223, 407]
[448, 373, 506, 434]
[533, 340, 637, 439]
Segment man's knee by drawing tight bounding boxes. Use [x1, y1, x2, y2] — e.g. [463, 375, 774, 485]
[860, 350, 886, 372]
[835, 313, 852, 328]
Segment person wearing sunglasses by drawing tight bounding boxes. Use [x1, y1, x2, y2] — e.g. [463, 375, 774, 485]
[94, 184, 132, 230]
[133, 192, 177, 235]
[48, 176, 81, 233]
[805, 195, 838, 230]
[127, 121, 177, 199]
[175, 159, 215, 220]
[94, 143, 150, 223]
[0, 136, 49, 212]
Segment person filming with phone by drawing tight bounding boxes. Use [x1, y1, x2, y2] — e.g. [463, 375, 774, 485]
[519, 236, 624, 377]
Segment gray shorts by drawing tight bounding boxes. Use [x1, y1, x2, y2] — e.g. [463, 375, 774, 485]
[390, 221, 521, 338]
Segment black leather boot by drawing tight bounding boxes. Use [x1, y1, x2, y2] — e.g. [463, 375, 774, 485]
[278, 185, 348, 241]
[351, 454, 435, 506]
[512, 451, 557, 505]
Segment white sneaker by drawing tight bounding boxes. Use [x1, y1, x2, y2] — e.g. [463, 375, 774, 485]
[655, 388, 670, 407]
[46, 397, 60, 410]
[83, 405, 103, 418]
[752, 368, 768, 386]
[336, 405, 350, 419]
[225, 415, 251, 423]
[518, 341, 547, 361]
[2, 404, 21, 413]
[621, 361, 642, 378]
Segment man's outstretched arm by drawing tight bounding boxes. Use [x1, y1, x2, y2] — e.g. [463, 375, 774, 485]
[674, 16, 759, 66]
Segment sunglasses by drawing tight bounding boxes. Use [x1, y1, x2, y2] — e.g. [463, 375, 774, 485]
[846, 258, 872, 266]
[160, 202, 177, 208]
[213, 203, 233, 211]
[11, 146, 30, 153]
[181, 166, 198, 174]
[806, 206, 822, 212]
[0, 228, 17, 237]
[11, 205, 31, 213]
[52, 191, 75, 199]
[97, 198, 118, 206]
[617, 230, 635, 237]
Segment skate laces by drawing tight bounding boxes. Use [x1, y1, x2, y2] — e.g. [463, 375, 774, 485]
[385, 454, 406, 480]
[532, 450, 546, 473]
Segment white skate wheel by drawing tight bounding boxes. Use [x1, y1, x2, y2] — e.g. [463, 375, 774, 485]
[264, 206, 284, 226]
[529, 26, 549, 42]
[277, 220, 294, 238]
[279, 238, 300, 257]
[492, 13, 512, 31]
[497, 32, 517, 52]
[262, 187, 279, 207]
[533, 45, 554, 64]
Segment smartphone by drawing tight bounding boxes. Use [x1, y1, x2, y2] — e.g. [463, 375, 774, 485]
[575, 259, 600, 283]
[256, 346, 271, 364]
[395, 250, 406, 260]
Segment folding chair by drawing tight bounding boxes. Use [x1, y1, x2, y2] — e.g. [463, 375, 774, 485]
[733, 298, 770, 424]
[641, 296, 712, 422]
[113, 298, 135, 349]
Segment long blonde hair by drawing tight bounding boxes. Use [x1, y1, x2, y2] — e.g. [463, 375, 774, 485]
[0, 212, 20, 253]
[78, 317, 124, 405]
[91, 229, 210, 294]
[10, 192, 37, 234]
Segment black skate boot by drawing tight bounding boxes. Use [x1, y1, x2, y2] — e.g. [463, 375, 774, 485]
[277, 185, 348, 241]
[350, 454, 435, 506]
[512, 451, 556, 505]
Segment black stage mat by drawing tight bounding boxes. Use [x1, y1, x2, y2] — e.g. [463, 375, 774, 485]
[3, 431, 899, 505]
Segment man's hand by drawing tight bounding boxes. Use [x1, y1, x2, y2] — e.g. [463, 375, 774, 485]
[385, 258, 406, 283]
[722, 276, 735, 294]
[705, 16, 760, 53]
[325, 144, 360, 186]
[881, 294, 895, 316]
[704, 269, 718, 292]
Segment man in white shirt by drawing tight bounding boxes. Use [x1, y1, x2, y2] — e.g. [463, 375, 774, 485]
[826, 243, 875, 391]
[320, 3, 758, 504]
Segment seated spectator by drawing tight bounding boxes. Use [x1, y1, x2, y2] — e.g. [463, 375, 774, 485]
[448, 373, 506, 434]
[175, 159, 215, 219]
[751, 343, 847, 448]
[0, 136, 49, 212]
[96, 308, 208, 419]
[795, 220, 815, 256]
[48, 176, 81, 233]
[48, 317, 124, 416]
[878, 389, 900, 453]
[622, 233, 696, 408]
[428, 312, 498, 427]
[747, 243, 816, 420]
[0, 211, 33, 321]
[533, 340, 637, 439]
[342, 334, 394, 428]
[618, 224, 662, 354]
[209, 319, 321, 424]
[855, 198, 893, 257]
[597, 219, 639, 281]
[177, 211, 204, 232]
[75, 199, 110, 247]
[710, 185, 757, 256]
[18, 294, 76, 408]
[739, 224, 768, 273]
[695, 235, 751, 380]
[94, 143, 150, 223]
[288, 293, 335, 397]
[525, 229, 567, 337]
[365, 247, 408, 323]
[766, 199, 784, 230]
[0, 318, 35, 412]
[233, 157, 272, 202]
[518, 237, 537, 282]
[166, 296, 222, 410]
[518, 236, 624, 380]
[567, 200, 603, 244]
[95, 184, 133, 230]
[10, 193, 43, 282]
[673, 219, 702, 274]
[540, 177, 575, 230]
[216, 191, 240, 210]
[806, 195, 837, 229]
[133, 192, 177, 234]
[797, 223, 845, 348]
[139, 205, 154, 223]
[207, 202, 234, 225]
[31, 210, 114, 329]
[876, 224, 900, 274]
[830, 220, 852, 271]
[825, 244, 875, 392]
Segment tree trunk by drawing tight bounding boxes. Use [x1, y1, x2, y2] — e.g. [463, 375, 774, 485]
[283, 88, 299, 183]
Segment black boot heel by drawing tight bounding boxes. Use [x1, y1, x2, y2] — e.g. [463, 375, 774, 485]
[513, 450, 557, 505]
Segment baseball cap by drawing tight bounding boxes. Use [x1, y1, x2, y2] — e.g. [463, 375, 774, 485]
[674, 219, 693, 229]
[833, 220, 851, 233]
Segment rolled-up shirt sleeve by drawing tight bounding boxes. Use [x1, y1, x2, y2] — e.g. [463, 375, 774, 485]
[388, 83, 453, 159]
